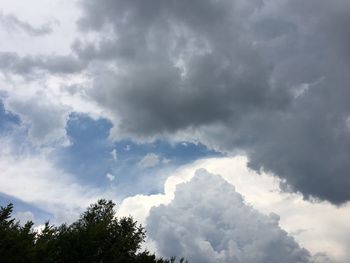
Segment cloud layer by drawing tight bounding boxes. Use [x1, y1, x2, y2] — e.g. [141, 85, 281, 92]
[1, 0, 350, 205]
[0, 12, 53, 36]
[0, 138, 107, 223]
[71, 0, 350, 204]
[1, 2, 349, 261]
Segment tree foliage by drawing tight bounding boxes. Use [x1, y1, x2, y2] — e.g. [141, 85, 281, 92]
[0, 200, 186, 263]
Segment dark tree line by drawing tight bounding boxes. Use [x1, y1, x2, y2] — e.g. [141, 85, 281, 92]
[0, 199, 186, 263]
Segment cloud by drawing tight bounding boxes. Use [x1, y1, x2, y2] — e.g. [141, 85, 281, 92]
[0, 0, 81, 56]
[77, 0, 280, 138]
[0, 138, 108, 223]
[146, 169, 314, 263]
[71, 0, 350, 204]
[5, 94, 70, 145]
[138, 153, 161, 168]
[118, 157, 350, 263]
[0, 12, 54, 36]
[110, 149, 117, 161]
[106, 173, 115, 181]
[0, 72, 101, 146]
[1, 0, 350, 205]
[14, 211, 35, 225]
[0, 52, 85, 75]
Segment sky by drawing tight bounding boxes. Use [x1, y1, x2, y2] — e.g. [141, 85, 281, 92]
[0, 0, 350, 262]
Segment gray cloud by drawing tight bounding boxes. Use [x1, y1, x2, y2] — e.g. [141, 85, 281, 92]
[1, 0, 349, 204]
[5, 95, 70, 144]
[77, 0, 289, 138]
[146, 169, 322, 263]
[0, 12, 54, 36]
[71, 0, 350, 204]
[0, 52, 85, 75]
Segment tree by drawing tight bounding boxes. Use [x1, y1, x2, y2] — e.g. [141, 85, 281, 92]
[0, 200, 187, 263]
[0, 204, 36, 263]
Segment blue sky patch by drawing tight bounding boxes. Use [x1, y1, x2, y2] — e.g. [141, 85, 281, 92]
[53, 113, 221, 197]
[0, 192, 52, 225]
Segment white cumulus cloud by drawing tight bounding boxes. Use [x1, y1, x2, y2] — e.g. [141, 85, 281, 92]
[146, 169, 312, 263]
[118, 157, 350, 263]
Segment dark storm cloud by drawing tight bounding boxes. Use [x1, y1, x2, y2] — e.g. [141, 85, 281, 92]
[71, 0, 350, 204]
[2, 0, 348, 204]
[0, 12, 53, 36]
[0, 52, 85, 75]
[76, 0, 289, 135]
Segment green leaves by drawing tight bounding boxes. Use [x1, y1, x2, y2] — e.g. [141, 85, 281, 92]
[0, 200, 186, 263]
[0, 204, 36, 263]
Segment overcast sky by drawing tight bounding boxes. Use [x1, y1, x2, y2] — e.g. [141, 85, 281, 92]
[1, 0, 350, 262]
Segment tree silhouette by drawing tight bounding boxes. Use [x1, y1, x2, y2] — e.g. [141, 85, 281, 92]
[0, 203, 36, 263]
[0, 200, 187, 263]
